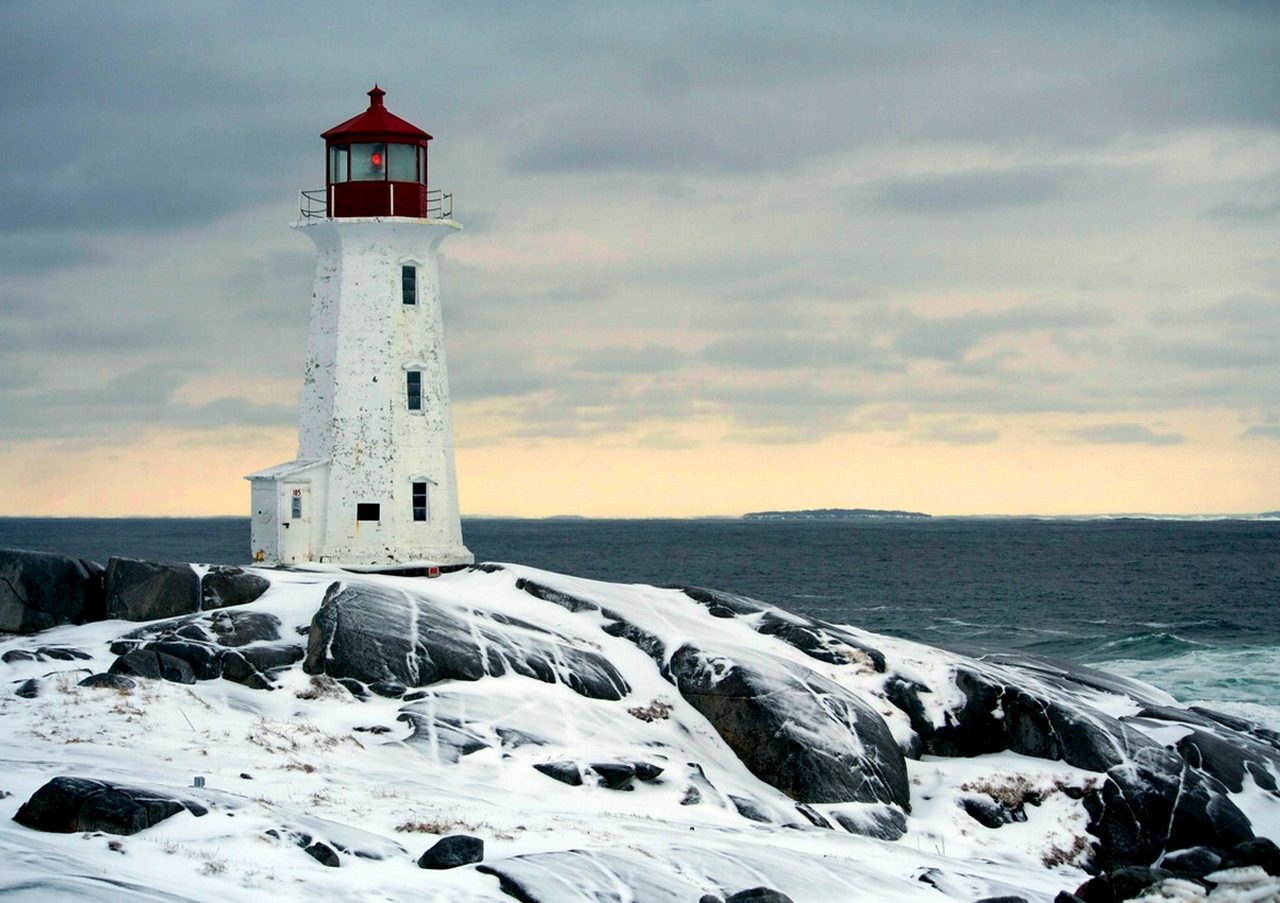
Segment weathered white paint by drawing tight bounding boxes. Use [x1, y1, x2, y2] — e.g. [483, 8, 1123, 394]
[247, 216, 473, 566]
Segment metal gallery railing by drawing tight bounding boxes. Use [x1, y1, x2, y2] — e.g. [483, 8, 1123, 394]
[297, 187, 454, 220]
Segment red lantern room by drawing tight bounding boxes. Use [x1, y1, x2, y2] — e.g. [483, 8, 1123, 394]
[320, 85, 434, 218]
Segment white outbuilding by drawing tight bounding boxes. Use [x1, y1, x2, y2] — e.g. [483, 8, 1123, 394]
[247, 86, 473, 567]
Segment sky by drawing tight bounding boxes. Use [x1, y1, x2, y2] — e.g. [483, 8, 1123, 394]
[2, 1, 1279, 519]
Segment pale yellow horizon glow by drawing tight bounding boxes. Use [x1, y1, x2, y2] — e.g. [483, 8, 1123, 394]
[1, 407, 1275, 519]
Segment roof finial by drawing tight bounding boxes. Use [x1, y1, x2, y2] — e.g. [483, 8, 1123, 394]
[368, 84, 385, 108]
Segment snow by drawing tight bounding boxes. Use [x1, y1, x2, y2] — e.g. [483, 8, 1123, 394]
[1, 562, 1276, 902]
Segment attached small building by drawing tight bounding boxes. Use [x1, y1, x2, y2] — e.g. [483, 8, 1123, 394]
[246, 86, 473, 567]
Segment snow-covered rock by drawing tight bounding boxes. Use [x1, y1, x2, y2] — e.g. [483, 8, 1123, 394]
[1, 559, 1276, 902]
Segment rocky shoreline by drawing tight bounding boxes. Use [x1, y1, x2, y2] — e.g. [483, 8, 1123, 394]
[1, 547, 1277, 902]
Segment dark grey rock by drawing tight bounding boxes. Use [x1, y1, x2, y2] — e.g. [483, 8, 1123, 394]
[975, 897, 1029, 903]
[729, 795, 771, 823]
[105, 558, 200, 622]
[303, 581, 629, 700]
[398, 709, 491, 761]
[3, 646, 94, 664]
[675, 586, 888, 671]
[591, 761, 637, 790]
[206, 609, 283, 646]
[13, 776, 206, 835]
[960, 793, 1026, 829]
[368, 679, 406, 698]
[667, 643, 910, 807]
[1055, 894, 1088, 903]
[829, 804, 908, 840]
[78, 673, 136, 690]
[724, 888, 794, 903]
[15, 678, 40, 698]
[0, 549, 104, 633]
[108, 649, 196, 684]
[515, 577, 600, 613]
[417, 834, 484, 869]
[1174, 727, 1279, 794]
[1220, 837, 1280, 876]
[220, 651, 275, 690]
[1084, 754, 1253, 873]
[145, 640, 224, 680]
[532, 761, 583, 786]
[794, 802, 833, 828]
[200, 565, 270, 610]
[304, 841, 340, 867]
[1160, 845, 1221, 875]
[1074, 867, 1174, 903]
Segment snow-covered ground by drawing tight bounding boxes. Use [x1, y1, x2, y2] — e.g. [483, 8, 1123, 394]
[1, 563, 1277, 902]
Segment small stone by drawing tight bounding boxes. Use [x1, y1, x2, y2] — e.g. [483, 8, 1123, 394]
[78, 673, 136, 691]
[417, 834, 484, 869]
[304, 841, 340, 867]
[725, 888, 794, 903]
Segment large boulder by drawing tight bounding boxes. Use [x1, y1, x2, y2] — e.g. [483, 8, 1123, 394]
[304, 581, 629, 700]
[200, 565, 270, 610]
[107, 609, 301, 689]
[0, 549, 105, 633]
[888, 660, 1255, 870]
[13, 776, 206, 835]
[676, 586, 886, 671]
[666, 644, 910, 808]
[105, 558, 200, 621]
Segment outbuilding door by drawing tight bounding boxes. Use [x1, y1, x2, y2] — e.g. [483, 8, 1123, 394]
[280, 483, 312, 564]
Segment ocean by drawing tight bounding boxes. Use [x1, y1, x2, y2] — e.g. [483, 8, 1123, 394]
[3, 515, 1277, 721]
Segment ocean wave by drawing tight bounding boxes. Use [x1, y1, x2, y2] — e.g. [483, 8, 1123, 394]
[1022, 630, 1208, 662]
[1088, 643, 1280, 723]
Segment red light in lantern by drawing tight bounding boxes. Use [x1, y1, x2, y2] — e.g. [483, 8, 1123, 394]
[371, 151, 383, 167]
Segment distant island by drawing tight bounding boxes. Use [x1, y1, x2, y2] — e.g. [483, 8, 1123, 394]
[742, 507, 931, 521]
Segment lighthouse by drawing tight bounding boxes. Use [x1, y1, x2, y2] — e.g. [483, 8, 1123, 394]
[246, 86, 473, 567]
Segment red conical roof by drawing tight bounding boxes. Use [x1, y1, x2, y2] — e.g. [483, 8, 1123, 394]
[321, 85, 432, 143]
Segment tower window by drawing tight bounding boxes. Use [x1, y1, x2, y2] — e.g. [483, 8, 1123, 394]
[402, 265, 417, 305]
[412, 482, 428, 522]
[406, 371, 422, 410]
[356, 503, 381, 521]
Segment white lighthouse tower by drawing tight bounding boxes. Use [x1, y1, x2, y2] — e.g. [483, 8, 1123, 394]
[247, 86, 473, 567]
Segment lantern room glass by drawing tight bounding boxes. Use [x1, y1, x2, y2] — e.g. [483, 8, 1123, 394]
[328, 145, 349, 183]
[350, 143, 386, 181]
[388, 143, 418, 182]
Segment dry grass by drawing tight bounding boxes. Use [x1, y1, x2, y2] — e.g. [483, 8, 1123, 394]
[294, 675, 348, 701]
[395, 817, 478, 835]
[627, 700, 673, 722]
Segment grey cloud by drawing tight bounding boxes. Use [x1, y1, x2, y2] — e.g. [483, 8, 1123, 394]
[1244, 424, 1280, 441]
[920, 424, 1001, 445]
[1205, 199, 1280, 225]
[575, 344, 686, 374]
[891, 304, 1112, 361]
[699, 333, 879, 371]
[1071, 423, 1186, 445]
[864, 165, 1094, 214]
[0, 235, 105, 274]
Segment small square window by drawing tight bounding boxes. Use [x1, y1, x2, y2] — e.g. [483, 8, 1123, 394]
[356, 503, 381, 522]
[406, 371, 422, 411]
[412, 481, 428, 522]
[402, 265, 417, 305]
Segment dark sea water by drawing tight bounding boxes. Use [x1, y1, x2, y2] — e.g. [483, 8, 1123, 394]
[2, 515, 1277, 717]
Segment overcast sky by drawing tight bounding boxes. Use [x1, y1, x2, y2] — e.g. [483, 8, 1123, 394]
[2, 1, 1278, 517]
